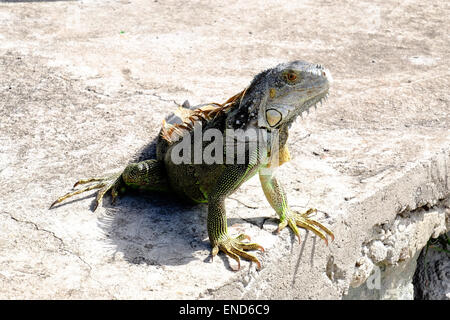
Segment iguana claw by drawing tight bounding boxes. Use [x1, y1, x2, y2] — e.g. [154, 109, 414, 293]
[50, 173, 122, 210]
[277, 208, 334, 245]
[211, 233, 265, 271]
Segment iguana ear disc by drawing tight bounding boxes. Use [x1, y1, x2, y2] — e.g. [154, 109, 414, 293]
[265, 109, 282, 127]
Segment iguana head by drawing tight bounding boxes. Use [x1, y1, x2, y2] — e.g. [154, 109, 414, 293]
[227, 60, 332, 130]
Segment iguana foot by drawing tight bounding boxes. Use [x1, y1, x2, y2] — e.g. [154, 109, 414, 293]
[277, 208, 334, 245]
[211, 234, 265, 271]
[50, 173, 123, 210]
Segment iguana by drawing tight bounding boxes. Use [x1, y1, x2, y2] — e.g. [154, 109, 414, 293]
[51, 60, 334, 271]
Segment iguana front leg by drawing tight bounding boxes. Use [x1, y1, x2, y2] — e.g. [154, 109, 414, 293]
[208, 164, 264, 271]
[259, 167, 334, 244]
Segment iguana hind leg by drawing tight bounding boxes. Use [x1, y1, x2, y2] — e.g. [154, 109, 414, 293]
[50, 159, 169, 210]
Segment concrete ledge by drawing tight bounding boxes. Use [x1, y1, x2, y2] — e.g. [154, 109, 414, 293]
[0, 1, 448, 299]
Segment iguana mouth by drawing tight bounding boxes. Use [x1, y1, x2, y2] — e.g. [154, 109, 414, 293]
[299, 89, 329, 117]
[264, 89, 329, 129]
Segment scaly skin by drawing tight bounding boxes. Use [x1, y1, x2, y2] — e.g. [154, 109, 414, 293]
[51, 60, 334, 271]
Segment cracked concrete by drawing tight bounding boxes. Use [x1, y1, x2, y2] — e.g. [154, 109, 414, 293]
[3, 211, 89, 268]
[0, 0, 449, 299]
[344, 199, 449, 299]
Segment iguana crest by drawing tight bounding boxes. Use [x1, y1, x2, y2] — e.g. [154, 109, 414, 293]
[160, 88, 247, 143]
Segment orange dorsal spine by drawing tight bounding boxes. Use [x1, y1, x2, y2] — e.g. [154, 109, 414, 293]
[161, 89, 247, 143]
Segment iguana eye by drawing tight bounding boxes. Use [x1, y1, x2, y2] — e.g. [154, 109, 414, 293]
[284, 71, 298, 83]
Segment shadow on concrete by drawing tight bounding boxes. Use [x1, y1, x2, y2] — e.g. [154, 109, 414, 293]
[95, 189, 272, 269]
[91, 137, 208, 268]
[99, 191, 210, 267]
[130, 135, 158, 163]
[291, 230, 319, 286]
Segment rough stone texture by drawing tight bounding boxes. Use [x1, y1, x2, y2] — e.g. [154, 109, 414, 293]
[0, 0, 449, 299]
[344, 199, 449, 299]
[413, 230, 450, 300]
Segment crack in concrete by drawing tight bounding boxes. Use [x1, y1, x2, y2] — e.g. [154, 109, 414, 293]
[3, 211, 93, 270]
[2, 211, 117, 299]
[397, 196, 448, 218]
[229, 196, 259, 209]
[85, 86, 111, 98]
[150, 92, 180, 106]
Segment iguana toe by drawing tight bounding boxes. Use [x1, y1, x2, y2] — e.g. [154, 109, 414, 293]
[278, 208, 334, 245]
[211, 233, 264, 271]
[50, 173, 122, 210]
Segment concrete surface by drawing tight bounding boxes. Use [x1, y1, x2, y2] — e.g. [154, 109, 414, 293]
[0, 0, 449, 299]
